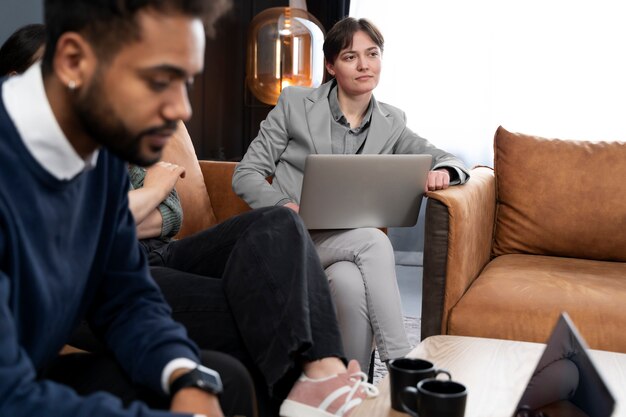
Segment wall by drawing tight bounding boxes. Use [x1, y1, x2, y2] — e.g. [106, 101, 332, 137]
[0, 0, 43, 45]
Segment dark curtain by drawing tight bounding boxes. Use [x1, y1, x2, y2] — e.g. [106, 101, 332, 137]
[186, 0, 350, 161]
[308, 0, 351, 34]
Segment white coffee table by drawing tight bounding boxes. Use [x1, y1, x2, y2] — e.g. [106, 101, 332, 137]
[351, 335, 626, 417]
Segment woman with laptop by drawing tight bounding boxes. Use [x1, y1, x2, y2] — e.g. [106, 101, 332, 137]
[233, 17, 469, 372]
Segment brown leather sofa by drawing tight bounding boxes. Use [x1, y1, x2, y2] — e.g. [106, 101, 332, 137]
[161, 123, 251, 238]
[420, 126, 626, 352]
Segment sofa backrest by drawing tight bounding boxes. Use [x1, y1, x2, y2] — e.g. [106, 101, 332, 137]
[161, 122, 218, 238]
[492, 126, 626, 262]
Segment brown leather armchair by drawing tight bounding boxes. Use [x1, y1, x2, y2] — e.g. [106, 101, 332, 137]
[421, 126, 626, 352]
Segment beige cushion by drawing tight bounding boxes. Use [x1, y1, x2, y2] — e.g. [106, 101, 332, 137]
[161, 123, 217, 238]
[448, 254, 626, 352]
[492, 126, 626, 261]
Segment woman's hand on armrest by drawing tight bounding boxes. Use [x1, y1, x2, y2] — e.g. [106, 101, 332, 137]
[425, 168, 451, 192]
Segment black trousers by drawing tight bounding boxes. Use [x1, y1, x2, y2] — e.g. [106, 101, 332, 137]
[43, 350, 256, 417]
[72, 207, 344, 416]
[148, 208, 345, 403]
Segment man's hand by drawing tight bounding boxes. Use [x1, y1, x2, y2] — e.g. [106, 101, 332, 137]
[170, 388, 224, 417]
[143, 161, 186, 201]
[283, 202, 300, 213]
[425, 168, 451, 192]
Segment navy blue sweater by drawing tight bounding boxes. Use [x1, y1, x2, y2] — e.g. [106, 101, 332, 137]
[0, 83, 199, 416]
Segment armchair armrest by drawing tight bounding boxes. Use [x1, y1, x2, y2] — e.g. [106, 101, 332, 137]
[421, 166, 496, 338]
[199, 160, 251, 223]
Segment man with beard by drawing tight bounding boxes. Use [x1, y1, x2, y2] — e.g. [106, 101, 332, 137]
[0, 1, 254, 416]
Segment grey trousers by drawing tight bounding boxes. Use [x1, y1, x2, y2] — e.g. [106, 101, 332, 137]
[310, 228, 411, 371]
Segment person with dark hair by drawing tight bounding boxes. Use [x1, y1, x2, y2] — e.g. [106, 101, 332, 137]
[0, 24, 45, 76]
[233, 17, 470, 373]
[0, 2, 379, 417]
[0, 1, 255, 417]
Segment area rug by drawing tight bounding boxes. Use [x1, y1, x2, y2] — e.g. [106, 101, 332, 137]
[372, 316, 421, 384]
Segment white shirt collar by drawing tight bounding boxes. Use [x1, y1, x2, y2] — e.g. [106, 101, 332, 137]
[2, 63, 99, 180]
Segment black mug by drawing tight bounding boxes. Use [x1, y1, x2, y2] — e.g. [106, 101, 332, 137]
[388, 358, 450, 411]
[401, 376, 467, 417]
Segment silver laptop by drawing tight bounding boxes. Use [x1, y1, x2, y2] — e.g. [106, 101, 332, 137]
[513, 312, 615, 417]
[298, 154, 432, 230]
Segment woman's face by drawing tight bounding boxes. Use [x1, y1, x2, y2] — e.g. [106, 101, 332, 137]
[326, 30, 382, 99]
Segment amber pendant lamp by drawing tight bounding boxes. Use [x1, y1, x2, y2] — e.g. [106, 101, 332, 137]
[246, 0, 325, 105]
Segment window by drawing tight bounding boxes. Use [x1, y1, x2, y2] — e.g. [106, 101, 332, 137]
[350, 0, 626, 166]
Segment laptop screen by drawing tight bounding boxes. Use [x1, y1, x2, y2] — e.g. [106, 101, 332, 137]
[513, 313, 615, 417]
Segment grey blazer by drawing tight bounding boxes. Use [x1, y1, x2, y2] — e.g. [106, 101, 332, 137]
[233, 80, 469, 209]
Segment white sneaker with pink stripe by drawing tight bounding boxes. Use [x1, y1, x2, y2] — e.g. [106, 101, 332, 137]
[279, 360, 379, 417]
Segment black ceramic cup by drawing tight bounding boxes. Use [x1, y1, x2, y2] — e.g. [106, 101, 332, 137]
[388, 358, 451, 411]
[401, 376, 467, 417]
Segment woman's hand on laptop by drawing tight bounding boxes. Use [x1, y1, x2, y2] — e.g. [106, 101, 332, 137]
[283, 202, 300, 213]
[425, 168, 451, 192]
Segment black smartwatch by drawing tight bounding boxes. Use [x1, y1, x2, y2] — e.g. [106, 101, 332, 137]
[170, 364, 223, 398]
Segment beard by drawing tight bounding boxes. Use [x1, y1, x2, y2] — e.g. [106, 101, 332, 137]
[73, 70, 177, 167]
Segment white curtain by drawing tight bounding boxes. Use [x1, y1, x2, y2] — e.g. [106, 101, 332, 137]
[350, 0, 626, 167]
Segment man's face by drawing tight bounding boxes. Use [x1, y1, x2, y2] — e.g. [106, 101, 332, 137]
[74, 10, 205, 166]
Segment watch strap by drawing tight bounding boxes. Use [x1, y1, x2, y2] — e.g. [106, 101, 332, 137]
[170, 365, 223, 397]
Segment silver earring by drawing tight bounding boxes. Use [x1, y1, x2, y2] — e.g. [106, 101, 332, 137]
[68, 80, 76, 90]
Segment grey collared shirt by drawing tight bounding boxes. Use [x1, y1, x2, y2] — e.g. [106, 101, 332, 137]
[328, 84, 374, 154]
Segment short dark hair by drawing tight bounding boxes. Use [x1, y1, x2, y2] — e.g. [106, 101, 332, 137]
[0, 24, 46, 76]
[323, 17, 384, 65]
[42, 0, 231, 74]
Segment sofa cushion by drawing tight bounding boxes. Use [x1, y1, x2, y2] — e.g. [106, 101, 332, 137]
[162, 122, 218, 238]
[493, 126, 626, 261]
[448, 254, 626, 352]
